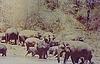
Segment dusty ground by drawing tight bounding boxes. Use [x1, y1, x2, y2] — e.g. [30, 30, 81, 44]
[0, 43, 99, 64]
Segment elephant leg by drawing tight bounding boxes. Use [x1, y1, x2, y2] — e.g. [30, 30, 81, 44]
[75, 58, 79, 64]
[45, 50, 48, 59]
[2, 50, 6, 56]
[5, 39, 8, 44]
[89, 55, 93, 64]
[54, 50, 57, 56]
[32, 52, 35, 57]
[43, 48, 46, 59]
[45, 48, 49, 59]
[80, 58, 84, 64]
[84, 60, 88, 64]
[22, 41, 25, 47]
[45, 51, 48, 58]
[57, 55, 60, 63]
[2, 52, 5, 56]
[63, 53, 70, 64]
[71, 56, 77, 64]
[4, 51, 7, 56]
[25, 51, 31, 56]
[7, 39, 10, 44]
[18, 41, 21, 45]
[2, 53, 4, 56]
[4, 53, 6, 56]
[57, 49, 63, 63]
[38, 48, 43, 59]
[84, 55, 92, 64]
[89, 59, 94, 64]
[14, 39, 17, 45]
[56, 52, 60, 63]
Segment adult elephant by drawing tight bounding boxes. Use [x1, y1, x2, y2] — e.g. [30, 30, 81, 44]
[25, 37, 50, 59]
[5, 28, 19, 45]
[57, 41, 94, 64]
[37, 38, 50, 59]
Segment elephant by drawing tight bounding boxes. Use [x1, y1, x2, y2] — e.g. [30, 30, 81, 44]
[70, 48, 93, 64]
[0, 44, 7, 56]
[37, 39, 50, 59]
[25, 37, 49, 59]
[57, 41, 94, 64]
[5, 28, 19, 45]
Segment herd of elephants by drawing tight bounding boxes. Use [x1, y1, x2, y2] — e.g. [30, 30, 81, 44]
[0, 28, 94, 64]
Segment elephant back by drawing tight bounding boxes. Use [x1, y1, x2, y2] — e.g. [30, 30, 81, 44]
[6, 28, 18, 34]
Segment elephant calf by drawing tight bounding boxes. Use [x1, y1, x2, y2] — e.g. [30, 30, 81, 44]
[25, 37, 39, 51]
[0, 44, 7, 56]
